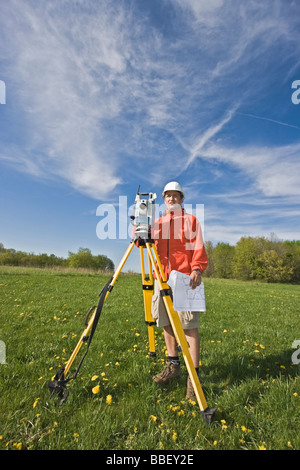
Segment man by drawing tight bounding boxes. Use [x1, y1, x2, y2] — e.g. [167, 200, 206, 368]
[151, 181, 208, 399]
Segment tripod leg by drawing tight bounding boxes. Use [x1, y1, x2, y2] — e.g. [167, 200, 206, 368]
[140, 246, 156, 356]
[60, 241, 136, 380]
[146, 243, 216, 423]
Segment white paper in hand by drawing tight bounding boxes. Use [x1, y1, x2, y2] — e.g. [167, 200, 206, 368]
[168, 270, 206, 312]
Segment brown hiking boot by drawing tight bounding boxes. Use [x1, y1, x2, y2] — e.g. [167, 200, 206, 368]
[153, 362, 181, 385]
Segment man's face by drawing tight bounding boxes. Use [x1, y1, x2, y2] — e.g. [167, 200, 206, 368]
[164, 190, 183, 210]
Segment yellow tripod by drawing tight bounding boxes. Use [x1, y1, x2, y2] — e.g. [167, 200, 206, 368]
[47, 240, 216, 424]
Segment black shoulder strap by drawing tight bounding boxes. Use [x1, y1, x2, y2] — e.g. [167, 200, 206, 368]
[70, 277, 113, 381]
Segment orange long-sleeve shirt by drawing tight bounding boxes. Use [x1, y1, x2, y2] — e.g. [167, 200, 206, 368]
[152, 207, 208, 280]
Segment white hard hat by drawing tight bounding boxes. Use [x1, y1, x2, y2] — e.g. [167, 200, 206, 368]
[162, 181, 184, 197]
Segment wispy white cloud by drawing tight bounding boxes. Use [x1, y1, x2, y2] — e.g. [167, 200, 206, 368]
[183, 107, 239, 169]
[1, 0, 131, 197]
[203, 191, 300, 244]
[0, 0, 300, 204]
[236, 112, 300, 131]
[199, 141, 300, 198]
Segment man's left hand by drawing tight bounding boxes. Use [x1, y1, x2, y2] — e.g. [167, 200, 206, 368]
[189, 270, 202, 289]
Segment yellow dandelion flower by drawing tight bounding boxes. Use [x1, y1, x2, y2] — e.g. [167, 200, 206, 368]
[259, 445, 266, 450]
[91, 375, 99, 381]
[33, 398, 40, 409]
[73, 433, 79, 438]
[106, 394, 112, 405]
[172, 432, 178, 441]
[241, 427, 251, 433]
[92, 385, 100, 394]
[150, 415, 157, 422]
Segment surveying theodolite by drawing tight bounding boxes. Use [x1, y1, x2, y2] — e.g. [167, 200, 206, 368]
[47, 187, 216, 424]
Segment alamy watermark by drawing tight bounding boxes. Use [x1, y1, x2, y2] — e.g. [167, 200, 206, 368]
[95, 196, 204, 246]
[292, 340, 300, 365]
[0, 80, 6, 104]
[291, 80, 300, 105]
[0, 340, 7, 364]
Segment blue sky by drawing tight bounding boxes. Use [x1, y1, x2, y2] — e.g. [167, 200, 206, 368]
[1, 0, 300, 272]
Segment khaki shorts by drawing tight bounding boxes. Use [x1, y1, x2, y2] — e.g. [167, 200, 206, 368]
[151, 280, 200, 330]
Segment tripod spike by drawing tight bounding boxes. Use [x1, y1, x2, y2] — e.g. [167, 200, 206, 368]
[201, 407, 217, 424]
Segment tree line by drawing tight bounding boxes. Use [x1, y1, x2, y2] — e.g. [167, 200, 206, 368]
[1, 236, 300, 282]
[204, 236, 300, 283]
[0, 244, 115, 272]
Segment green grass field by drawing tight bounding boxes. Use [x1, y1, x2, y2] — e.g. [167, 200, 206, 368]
[0, 266, 299, 450]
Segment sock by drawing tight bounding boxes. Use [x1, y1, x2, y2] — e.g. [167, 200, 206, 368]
[167, 356, 180, 366]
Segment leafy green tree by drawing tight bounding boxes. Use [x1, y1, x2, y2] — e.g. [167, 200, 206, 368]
[258, 249, 294, 282]
[68, 248, 94, 269]
[232, 237, 263, 280]
[204, 240, 214, 277]
[94, 254, 114, 271]
[232, 237, 254, 280]
[67, 248, 114, 271]
[212, 242, 235, 278]
[283, 240, 300, 282]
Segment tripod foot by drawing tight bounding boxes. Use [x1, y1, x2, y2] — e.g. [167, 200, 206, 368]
[47, 367, 70, 405]
[201, 407, 217, 424]
[47, 379, 69, 405]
